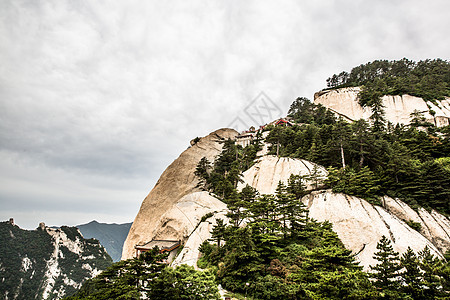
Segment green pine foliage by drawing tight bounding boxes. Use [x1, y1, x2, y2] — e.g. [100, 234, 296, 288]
[326, 58, 450, 102]
[199, 185, 378, 299]
[370, 238, 449, 299]
[65, 249, 220, 300]
[370, 236, 402, 297]
[195, 137, 262, 200]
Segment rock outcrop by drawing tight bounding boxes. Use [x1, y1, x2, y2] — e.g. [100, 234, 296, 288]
[314, 87, 450, 127]
[124, 129, 449, 270]
[170, 193, 228, 268]
[240, 156, 450, 270]
[122, 128, 238, 260]
[237, 155, 327, 193]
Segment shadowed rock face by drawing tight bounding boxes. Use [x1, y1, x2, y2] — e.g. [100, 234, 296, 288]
[240, 156, 449, 270]
[314, 87, 450, 127]
[121, 128, 238, 260]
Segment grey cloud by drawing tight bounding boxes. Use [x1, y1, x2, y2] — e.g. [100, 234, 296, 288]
[1, 0, 449, 228]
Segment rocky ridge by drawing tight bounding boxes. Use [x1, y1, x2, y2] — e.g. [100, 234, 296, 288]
[0, 221, 112, 300]
[314, 87, 450, 127]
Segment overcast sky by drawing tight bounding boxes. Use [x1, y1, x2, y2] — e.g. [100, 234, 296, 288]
[1, 1, 449, 229]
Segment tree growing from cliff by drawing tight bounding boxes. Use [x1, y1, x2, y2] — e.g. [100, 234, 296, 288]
[195, 157, 211, 189]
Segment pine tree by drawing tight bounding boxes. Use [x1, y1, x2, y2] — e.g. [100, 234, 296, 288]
[195, 157, 211, 190]
[418, 246, 444, 299]
[400, 247, 424, 299]
[370, 236, 402, 298]
[275, 181, 290, 238]
[210, 219, 226, 248]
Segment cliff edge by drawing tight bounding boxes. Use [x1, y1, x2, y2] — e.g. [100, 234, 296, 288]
[314, 87, 450, 127]
[121, 128, 238, 260]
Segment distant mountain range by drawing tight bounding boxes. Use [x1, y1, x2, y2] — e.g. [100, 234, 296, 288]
[77, 220, 132, 262]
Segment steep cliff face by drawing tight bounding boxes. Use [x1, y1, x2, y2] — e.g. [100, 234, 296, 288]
[170, 192, 228, 268]
[302, 191, 443, 269]
[0, 222, 112, 300]
[122, 128, 238, 260]
[314, 87, 450, 126]
[240, 156, 450, 270]
[381, 197, 450, 253]
[237, 155, 327, 193]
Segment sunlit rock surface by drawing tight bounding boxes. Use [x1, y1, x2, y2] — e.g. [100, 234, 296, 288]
[237, 155, 328, 193]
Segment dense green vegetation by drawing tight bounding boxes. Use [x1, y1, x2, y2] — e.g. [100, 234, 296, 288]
[0, 222, 53, 299]
[268, 97, 450, 213]
[369, 236, 449, 299]
[65, 249, 220, 300]
[198, 185, 449, 299]
[0, 222, 112, 300]
[198, 183, 376, 299]
[326, 58, 450, 102]
[0, 222, 112, 299]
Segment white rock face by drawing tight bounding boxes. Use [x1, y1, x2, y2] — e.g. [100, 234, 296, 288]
[171, 205, 228, 269]
[122, 128, 238, 260]
[314, 87, 450, 126]
[152, 191, 227, 242]
[41, 227, 103, 299]
[303, 191, 443, 270]
[381, 197, 450, 253]
[237, 155, 328, 194]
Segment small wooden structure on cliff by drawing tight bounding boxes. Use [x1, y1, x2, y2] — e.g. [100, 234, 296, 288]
[134, 239, 181, 263]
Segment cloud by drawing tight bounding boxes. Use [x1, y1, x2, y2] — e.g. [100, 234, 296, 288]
[0, 0, 449, 228]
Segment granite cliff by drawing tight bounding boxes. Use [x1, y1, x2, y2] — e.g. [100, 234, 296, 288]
[239, 156, 449, 269]
[121, 128, 238, 261]
[122, 86, 450, 270]
[314, 87, 450, 127]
